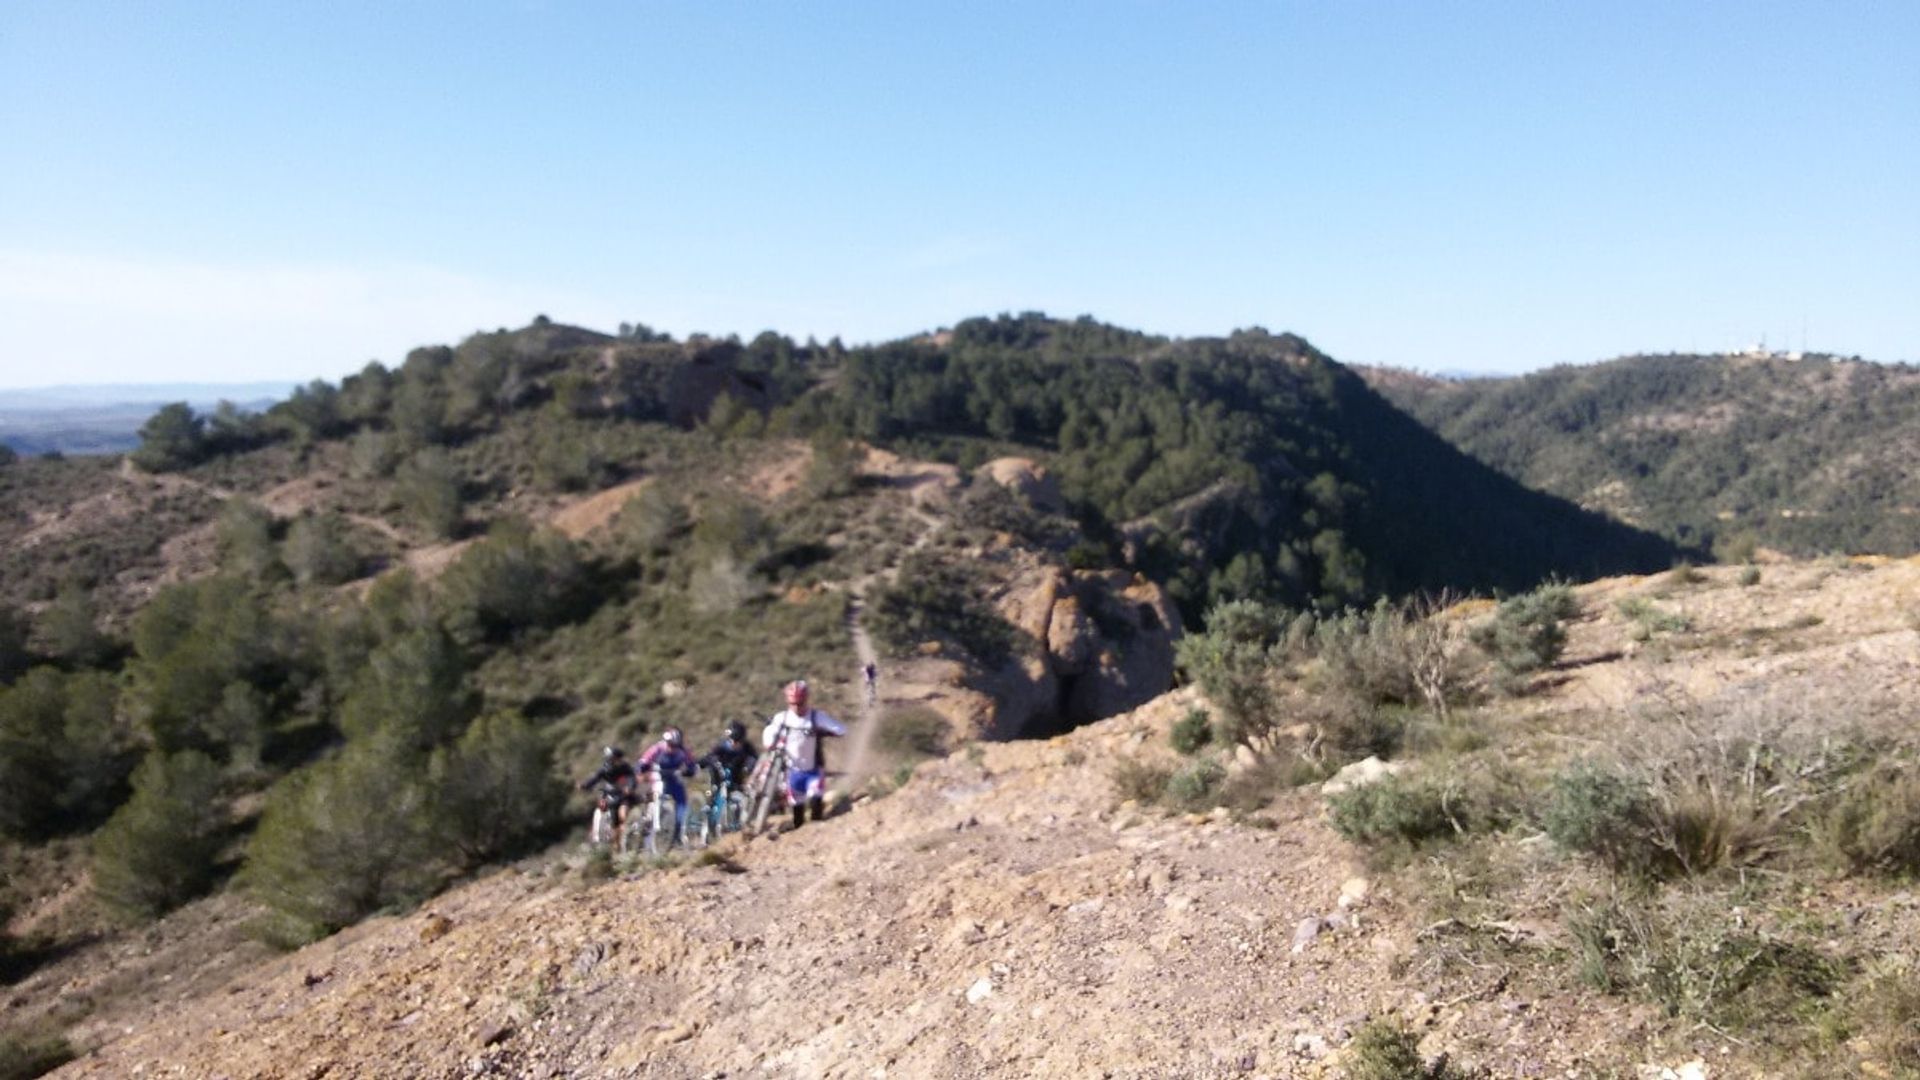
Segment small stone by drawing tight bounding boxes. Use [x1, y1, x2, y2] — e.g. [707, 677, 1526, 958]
[967, 977, 994, 1005]
[653, 1022, 695, 1047]
[1291, 917, 1324, 953]
[477, 1019, 514, 1047]
[1292, 1033, 1329, 1059]
[1338, 877, 1371, 909]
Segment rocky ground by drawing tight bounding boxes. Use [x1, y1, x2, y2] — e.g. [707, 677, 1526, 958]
[16, 556, 1920, 1079]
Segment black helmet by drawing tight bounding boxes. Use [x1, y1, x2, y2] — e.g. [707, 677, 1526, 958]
[727, 721, 747, 742]
[603, 745, 625, 761]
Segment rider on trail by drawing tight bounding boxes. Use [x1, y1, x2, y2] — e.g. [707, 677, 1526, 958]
[579, 746, 639, 842]
[637, 726, 700, 846]
[763, 679, 846, 830]
[699, 721, 759, 789]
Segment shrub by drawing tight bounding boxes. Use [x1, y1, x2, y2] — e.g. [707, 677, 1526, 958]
[92, 750, 227, 921]
[1330, 764, 1516, 851]
[1815, 765, 1920, 875]
[337, 627, 474, 751]
[37, 583, 111, 668]
[615, 487, 690, 559]
[1543, 762, 1661, 876]
[1738, 565, 1762, 587]
[1344, 1018, 1476, 1080]
[1566, 887, 1842, 1025]
[436, 519, 589, 644]
[1176, 601, 1287, 755]
[689, 554, 760, 615]
[396, 447, 464, 540]
[878, 706, 949, 760]
[866, 553, 1016, 664]
[1845, 962, 1920, 1072]
[242, 742, 438, 947]
[1617, 596, 1692, 640]
[1164, 756, 1227, 810]
[1170, 708, 1213, 755]
[1110, 758, 1172, 805]
[0, 1025, 75, 1080]
[1328, 773, 1457, 849]
[130, 402, 206, 473]
[430, 711, 564, 865]
[0, 609, 26, 685]
[1468, 584, 1574, 689]
[215, 499, 283, 582]
[283, 511, 362, 586]
[0, 668, 132, 839]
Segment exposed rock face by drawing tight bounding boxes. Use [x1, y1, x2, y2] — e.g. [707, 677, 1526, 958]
[983, 565, 1182, 738]
[975, 457, 1067, 515]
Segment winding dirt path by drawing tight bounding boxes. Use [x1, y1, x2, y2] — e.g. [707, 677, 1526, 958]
[839, 482, 947, 786]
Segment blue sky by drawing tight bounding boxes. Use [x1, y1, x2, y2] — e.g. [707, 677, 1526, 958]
[2, 1, 1914, 387]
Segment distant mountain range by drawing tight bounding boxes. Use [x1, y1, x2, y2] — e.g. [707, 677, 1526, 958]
[0, 382, 295, 455]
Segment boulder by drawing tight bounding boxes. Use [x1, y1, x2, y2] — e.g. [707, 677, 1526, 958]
[975, 457, 1066, 515]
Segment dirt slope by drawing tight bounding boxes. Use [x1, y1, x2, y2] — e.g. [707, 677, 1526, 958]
[31, 557, 1920, 1079]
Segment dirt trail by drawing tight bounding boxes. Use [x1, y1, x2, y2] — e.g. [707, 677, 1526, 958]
[839, 476, 948, 786]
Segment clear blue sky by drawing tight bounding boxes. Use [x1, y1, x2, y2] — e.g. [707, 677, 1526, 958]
[2, 1, 1914, 387]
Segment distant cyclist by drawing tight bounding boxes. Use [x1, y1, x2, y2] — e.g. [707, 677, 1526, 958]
[862, 662, 878, 705]
[637, 726, 700, 847]
[578, 746, 639, 845]
[699, 721, 759, 790]
[763, 679, 846, 829]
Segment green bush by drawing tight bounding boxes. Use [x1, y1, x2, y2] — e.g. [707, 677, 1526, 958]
[1164, 756, 1227, 810]
[1815, 765, 1920, 876]
[396, 447, 464, 540]
[1175, 601, 1287, 755]
[1110, 758, 1172, 806]
[1566, 887, 1842, 1025]
[242, 742, 438, 947]
[1738, 565, 1762, 587]
[1170, 708, 1213, 755]
[1345, 1018, 1470, 1079]
[283, 510, 362, 586]
[1543, 762, 1660, 876]
[92, 750, 227, 921]
[130, 402, 207, 473]
[37, 583, 112, 668]
[215, 499, 283, 582]
[436, 518, 589, 645]
[1328, 773, 1457, 848]
[430, 711, 564, 865]
[1617, 596, 1692, 639]
[337, 627, 474, 752]
[0, 608, 27, 685]
[0, 667, 132, 839]
[867, 553, 1016, 664]
[1468, 583, 1574, 687]
[0, 1025, 75, 1080]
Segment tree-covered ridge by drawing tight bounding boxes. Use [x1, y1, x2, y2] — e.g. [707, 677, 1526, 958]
[804, 314, 1674, 615]
[1362, 353, 1920, 556]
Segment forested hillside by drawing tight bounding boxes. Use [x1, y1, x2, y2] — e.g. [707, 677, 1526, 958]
[1363, 352, 1920, 557]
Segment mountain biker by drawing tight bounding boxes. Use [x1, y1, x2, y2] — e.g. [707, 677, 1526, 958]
[862, 662, 878, 704]
[699, 721, 759, 790]
[578, 746, 639, 843]
[762, 679, 846, 829]
[637, 726, 700, 847]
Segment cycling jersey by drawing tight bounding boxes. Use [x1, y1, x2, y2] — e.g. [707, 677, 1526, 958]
[762, 707, 846, 772]
[700, 735, 758, 784]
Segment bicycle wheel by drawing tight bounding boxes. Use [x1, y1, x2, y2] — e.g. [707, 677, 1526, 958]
[589, 806, 612, 847]
[747, 765, 784, 832]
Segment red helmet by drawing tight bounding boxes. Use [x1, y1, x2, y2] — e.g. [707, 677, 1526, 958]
[784, 680, 809, 707]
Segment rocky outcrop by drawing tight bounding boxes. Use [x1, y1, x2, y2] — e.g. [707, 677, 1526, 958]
[982, 565, 1182, 738]
[975, 457, 1067, 515]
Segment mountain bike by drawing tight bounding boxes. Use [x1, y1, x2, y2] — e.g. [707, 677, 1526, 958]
[641, 773, 681, 856]
[589, 785, 634, 852]
[690, 768, 748, 848]
[744, 746, 790, 833]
